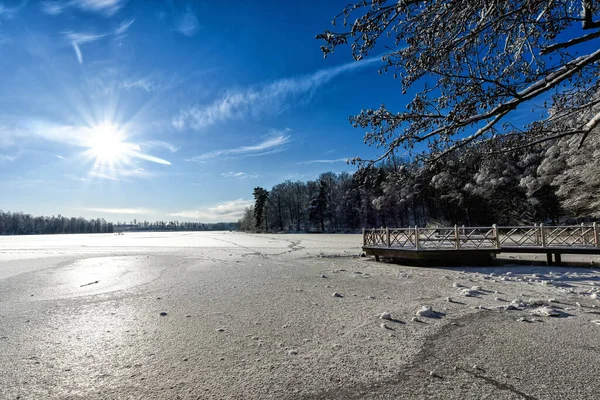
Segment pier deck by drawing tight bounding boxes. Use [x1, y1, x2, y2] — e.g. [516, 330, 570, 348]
[362, 224, 600, 265]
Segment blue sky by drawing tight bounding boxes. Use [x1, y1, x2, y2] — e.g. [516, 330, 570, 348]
[0, 0, 398, 222]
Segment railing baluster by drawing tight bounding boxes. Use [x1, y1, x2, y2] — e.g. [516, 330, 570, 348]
[454, 224, 460, 249]
[415, 225, 420, 250]
[540, 223, 546, 248]
[492, 224, 500, 249]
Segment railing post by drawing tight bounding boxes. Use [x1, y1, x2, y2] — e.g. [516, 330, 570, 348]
[540, 223, 546, 248]
[492, 224, 500, 249]
[594, 222, 599, 248]
[386, 227, 390, 247]
[454, 224, 460, 249]
[414, 225, 420, 250]
[581, 222, 585, 245]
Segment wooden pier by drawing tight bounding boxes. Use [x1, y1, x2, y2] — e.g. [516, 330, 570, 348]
[362, 224, 600, 266]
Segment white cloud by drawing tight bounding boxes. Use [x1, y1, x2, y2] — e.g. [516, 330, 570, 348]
[81, 207, 155, 215]
[173, 56, 380, 130]
[170, 199, 252, 222]
[40, 1, 65, 15]
[63, 31, 108, 64]
[114, 19, 135, 35]
[89, 167, 163, 181]
[186, 130, 290, 162]
[0, 153, 18, 162]
[141, 140, 180, 153]
[63, 20, 133, 64]
[122, 78, 157, 92]
[0, 2, 24, 19]
[176, 9, 200, 37]
[221, 172, 259, 179]
[297, 158, 349, 165]
[42, 0, 126, 17]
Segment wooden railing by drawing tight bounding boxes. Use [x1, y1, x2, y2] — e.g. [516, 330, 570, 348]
[363, 223, 600, 250]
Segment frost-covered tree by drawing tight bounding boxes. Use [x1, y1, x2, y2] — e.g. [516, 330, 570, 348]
[318, 0, 600, 162]
[538, 132, 600, 218]
[253, 187, 269, 230]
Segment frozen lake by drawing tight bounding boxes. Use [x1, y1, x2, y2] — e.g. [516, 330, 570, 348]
[1, 232, 599, 399]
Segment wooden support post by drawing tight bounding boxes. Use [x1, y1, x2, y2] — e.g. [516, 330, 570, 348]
[386, 227, 390, 247]
[555, 253, 562, 265]
[362, 228, 366, 246]
[594, 222, 599, 248]
[540, 223, 546, 248]
[414, 225, 420, 250]
[454, 224, 460, 249]
[492, 224, 500, 249]
[546, 252, 553, 266]
[375, 255, 380, 262]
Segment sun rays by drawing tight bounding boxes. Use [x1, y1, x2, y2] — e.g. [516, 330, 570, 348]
[81, 122, 171, 181]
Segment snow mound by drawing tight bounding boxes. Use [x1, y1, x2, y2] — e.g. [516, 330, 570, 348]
[511, 299, 526, 308]
[527, 298, 547, 306]
[415, 306, 439, 318]
[461, 288, 478, 297]
[379, 312, 393, 320]
[530, 306, 561, 317]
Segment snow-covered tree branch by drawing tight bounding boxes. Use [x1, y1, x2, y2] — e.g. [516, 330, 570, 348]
[317, 0, 600, 163]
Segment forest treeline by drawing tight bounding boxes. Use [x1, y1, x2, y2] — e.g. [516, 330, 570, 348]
[0, 211, 238, 235]
[239, 133, 599, 232]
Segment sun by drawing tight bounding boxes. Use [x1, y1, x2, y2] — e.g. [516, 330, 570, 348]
[86, 124, 127, 165]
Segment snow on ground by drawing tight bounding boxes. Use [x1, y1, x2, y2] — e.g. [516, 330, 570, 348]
[0, 232, 599, 399]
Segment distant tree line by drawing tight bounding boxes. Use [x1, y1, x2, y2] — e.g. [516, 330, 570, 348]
[115, 220, 238, 232]
[0, 211, 115, 235]
[239, 133, 599, 232]
[0, 211, 238, 235]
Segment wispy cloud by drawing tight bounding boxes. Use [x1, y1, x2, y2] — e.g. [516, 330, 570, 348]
[114, 18, 135, 36]
[176, 9, 200, 37]
[64, 31, 108, 64]
[221, 172, 259, 179]
[0, 2, 25, 19]
[142, 140, 180, 153]
[89, 167, 164, 181]
[186, 130, 290, 162]
[170, 199, 252, 222]
[42, 0, 126, 17]
[122, 77, 157, 92]
[297, 158, 349, 165]
[0, 153, 18, 162]
[63, 19, 134, 64]
[173, 57, 380, 130]
[81, 207, 155, 215]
